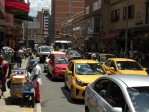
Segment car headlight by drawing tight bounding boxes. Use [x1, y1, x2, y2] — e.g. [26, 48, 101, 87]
[76, 78, 84, 87]
[55, 65, 61, 70]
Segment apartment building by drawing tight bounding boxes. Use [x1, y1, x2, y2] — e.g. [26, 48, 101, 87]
[35, 11, 44, 45]
[50, 0, 85, 43]
[35, 8, 50, 45]
[61, 11, 85, 48]
[83, 0, 111, 51]
[42, 8, 50, 42]
[110, 0, 149, 52]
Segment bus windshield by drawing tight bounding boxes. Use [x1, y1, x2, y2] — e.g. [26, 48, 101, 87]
[54, 40, 71, 50]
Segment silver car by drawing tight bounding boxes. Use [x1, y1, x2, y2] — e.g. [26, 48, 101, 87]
[85, 75, 149, 112]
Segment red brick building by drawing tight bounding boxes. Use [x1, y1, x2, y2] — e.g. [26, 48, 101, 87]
[50, 0, 85, 43]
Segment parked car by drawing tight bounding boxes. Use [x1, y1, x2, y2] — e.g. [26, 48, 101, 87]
[85, 75, 149, 112]
[96, 53, 116, 63]
[47, 54, 71, 80]
[102, 58, 148, 75]
[44, 51, 66, 72]
[64, 59, 107, 100]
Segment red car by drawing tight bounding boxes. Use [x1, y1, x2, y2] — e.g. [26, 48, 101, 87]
[47, 54, 72, 80]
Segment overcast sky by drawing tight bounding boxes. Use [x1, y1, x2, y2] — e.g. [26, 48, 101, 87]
[25, 0, 51, 17]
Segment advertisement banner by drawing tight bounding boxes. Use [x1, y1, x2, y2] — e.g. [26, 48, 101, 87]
[0, 13, 14, 27]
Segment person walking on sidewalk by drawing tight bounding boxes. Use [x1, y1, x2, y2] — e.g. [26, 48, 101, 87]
[29, 60, 42, 103]
[16, 47, 24, 68]
[0, 54, 9, 99]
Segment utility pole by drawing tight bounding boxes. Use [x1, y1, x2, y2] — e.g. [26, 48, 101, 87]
[125, 0, 129, 57]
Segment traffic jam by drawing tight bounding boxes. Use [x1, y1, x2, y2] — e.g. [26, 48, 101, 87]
[42, 46, 149, 112]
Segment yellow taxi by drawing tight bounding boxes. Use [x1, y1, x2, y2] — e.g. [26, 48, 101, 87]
[102, 58, 148, 75]
[64, 59, 107, 100]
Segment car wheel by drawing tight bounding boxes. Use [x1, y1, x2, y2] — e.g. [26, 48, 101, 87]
[64, 79, 68, 89]
[85, 107, 90, 112]
[70, 87, 74, 101]
[51, 73, 55, 81]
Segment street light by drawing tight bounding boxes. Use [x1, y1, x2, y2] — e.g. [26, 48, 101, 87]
[125, 0, 129, 57]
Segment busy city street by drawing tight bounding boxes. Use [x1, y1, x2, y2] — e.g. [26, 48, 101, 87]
[1, 0, 149, 112]
[38, 60, 84, 112]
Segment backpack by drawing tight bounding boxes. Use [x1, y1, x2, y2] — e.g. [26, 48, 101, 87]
[0, 65, 5, 79]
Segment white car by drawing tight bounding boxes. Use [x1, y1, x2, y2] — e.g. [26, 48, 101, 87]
[44, 51, 66, 72]
[85, 75, 149, 112]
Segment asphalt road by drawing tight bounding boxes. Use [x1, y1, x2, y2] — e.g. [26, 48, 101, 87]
[38, 63, 84, 112]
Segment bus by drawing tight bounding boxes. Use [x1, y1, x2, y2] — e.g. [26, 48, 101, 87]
[53, 40, 71, 50]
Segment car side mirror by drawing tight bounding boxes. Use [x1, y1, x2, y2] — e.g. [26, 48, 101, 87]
[67, 71, 72, 75]
[110, 67, 115, 71]
[111, 107, 122, 112]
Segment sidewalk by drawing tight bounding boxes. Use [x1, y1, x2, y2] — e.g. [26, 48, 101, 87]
[0, 58, 38, 112]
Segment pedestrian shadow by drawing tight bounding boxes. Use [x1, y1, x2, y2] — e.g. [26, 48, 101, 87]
[4, 96, 21, 106]
[61, 87, 84, 105]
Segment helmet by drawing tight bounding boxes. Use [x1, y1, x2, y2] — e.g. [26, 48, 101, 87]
[28, 60, 38, 67]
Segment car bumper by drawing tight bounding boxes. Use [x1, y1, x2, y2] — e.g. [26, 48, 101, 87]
[53, 70, 65, 79]
[73, 85, 86, 100]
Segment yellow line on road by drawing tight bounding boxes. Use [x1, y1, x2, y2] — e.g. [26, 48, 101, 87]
[22, 107, 34, 112]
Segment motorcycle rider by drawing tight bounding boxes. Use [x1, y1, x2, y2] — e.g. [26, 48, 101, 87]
[29, 60, 42, 103]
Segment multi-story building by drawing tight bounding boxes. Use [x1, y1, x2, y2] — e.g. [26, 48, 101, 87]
[50, 0, 85, 43]
[34, 8, 50, 45]
[110, 0, 149, 52]
[61, 11, 85, 48]
[42, 7, 50, 43]
[83, 0, 111, 51]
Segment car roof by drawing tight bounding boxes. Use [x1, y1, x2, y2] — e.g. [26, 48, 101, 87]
[71, 59, 99, 63]
[54, 54, 71, 57]
[108, 58, 136, 62]
[103, 75, 149, 87]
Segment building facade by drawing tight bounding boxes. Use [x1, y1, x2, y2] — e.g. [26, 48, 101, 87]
[50, 0, 85, 43]
[61, 11, 85, 48]
[110, 0, 149, 52]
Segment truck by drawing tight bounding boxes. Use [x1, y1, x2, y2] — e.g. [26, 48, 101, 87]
[53, 40, 71, 51]
[37, 46, 53, 63]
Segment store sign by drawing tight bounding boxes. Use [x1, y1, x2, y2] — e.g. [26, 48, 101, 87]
[5, 1, 29, 13]
[0, 13, 14, 27]
[93, 0, 102, 11]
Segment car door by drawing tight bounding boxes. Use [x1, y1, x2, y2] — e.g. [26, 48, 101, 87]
[104, 81, 129, 112]
[88, 79, 110, 112]
[65, 61, 74, 89]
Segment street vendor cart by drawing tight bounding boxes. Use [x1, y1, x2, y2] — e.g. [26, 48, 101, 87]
[10, 69, 35, 107]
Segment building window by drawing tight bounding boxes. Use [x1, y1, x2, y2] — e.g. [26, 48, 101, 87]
[111, 9, 120, 22]
[123, 4, 135, 19]
[146, 3, 149, 24]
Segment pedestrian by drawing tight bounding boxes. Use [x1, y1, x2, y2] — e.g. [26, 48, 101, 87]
[2, 46, 15, 77]
[16, 47, 24, 68]
[29, 60, 42, 103]
[0, 54, 9, 99]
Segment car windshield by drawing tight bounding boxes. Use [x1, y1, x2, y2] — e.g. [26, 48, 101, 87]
[116, 61, 143, 70]
[41, 47, 52, 52]
[69, 50, 80, 56]
[75, 63, 106, 75]
[55, 57, 71, 64]
[127, 87, 149, 112]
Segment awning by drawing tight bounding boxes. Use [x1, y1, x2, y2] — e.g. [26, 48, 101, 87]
[100, 32, 117, 40]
